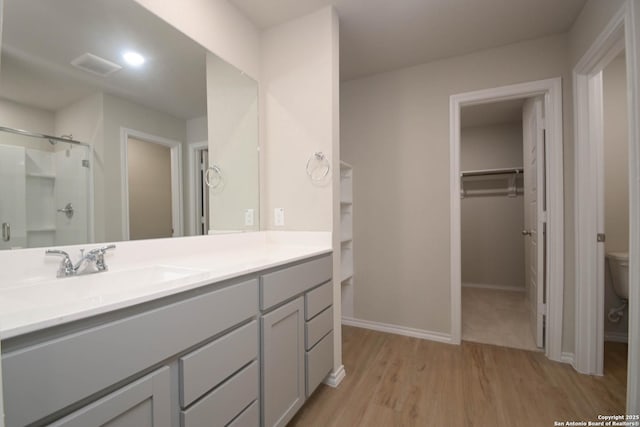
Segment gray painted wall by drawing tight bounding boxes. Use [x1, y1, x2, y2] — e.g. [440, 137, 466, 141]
[341, 34, 571, 339]
[461, 122, 525, 290]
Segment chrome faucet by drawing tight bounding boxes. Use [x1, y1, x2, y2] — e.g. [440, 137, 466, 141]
[45, 245, 116, 278]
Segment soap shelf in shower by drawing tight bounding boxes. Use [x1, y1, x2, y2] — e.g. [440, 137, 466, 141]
[27, 172, 56, 179]
[27, 227, 56, 232]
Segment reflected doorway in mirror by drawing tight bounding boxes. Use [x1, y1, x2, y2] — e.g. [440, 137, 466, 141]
[120, 128, 183, 241]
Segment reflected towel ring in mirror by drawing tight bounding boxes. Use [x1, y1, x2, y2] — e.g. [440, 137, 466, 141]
[205, 165, 224, 189]
[306, 152, 330, 182]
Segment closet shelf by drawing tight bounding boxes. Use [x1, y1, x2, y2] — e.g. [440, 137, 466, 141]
[460, 167, 523, 178]
[341, 272, 354, 282]
[460, 167, 524, 198]
[340, 161, 354, 318]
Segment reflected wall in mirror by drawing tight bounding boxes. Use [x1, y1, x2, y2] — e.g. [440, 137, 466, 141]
[206, 53, 259, 233]
[0, 0, 260, 250]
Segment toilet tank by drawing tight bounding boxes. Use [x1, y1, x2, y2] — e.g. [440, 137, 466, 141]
[606, 252, 629, 300]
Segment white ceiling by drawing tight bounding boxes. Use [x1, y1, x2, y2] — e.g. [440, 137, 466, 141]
[230, 0, 587, 81]
[1, 0, 208, 120]
[461, 99, 525, 129]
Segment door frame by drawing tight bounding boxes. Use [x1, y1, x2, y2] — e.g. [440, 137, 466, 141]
[120, 128, 183, 239]
[187, 141, 208, 236]
[449, 78, 565, 362]
[573, 2, 640, 411]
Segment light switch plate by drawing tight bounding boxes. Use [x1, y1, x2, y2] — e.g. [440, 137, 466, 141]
[274, 208, 285, 226]
[244, 209, 254, 226]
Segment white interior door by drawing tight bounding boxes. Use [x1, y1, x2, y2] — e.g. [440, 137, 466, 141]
[523, 97, 546, 349]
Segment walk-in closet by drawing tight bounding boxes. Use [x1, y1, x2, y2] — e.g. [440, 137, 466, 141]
[460, 98, 543, 351]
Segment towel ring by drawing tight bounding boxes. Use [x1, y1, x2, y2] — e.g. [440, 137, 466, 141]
[306, 152, 330, 182]
[205, 165, 224, 189]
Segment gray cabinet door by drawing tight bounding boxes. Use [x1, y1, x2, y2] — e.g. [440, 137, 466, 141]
[47, 367, 170, 427]
[261, 297, 305, 427]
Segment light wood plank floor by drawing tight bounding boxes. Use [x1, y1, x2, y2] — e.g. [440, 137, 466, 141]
[290, 326, 627, 427]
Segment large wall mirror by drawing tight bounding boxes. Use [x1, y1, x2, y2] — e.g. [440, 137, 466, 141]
[0, 0, 260, 250]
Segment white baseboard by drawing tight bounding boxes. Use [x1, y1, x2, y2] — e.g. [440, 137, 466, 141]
[323, 364, 346, 388]
[341, 317, 453, 344]
[604, 331, 629, 343]
[561, 351, 575, 365]
[462, 282, 525, 292]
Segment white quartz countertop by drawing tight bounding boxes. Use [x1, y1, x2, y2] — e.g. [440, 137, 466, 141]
[0, 232, 332, 339]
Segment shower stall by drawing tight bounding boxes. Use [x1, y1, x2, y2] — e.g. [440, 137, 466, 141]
[0, 126, 92, 250]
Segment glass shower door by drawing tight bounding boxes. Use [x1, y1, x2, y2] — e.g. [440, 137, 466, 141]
[0, 129, 92, 250]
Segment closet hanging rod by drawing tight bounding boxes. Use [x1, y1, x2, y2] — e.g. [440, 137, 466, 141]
[0, 125, 90, 147]
[461, 167, 523, 178]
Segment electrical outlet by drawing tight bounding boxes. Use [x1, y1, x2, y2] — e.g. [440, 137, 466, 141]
[274, 208, 285, 226]
[244, 209, 254, 226]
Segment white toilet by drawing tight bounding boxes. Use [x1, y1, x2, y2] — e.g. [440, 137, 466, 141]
[607, 252, 629, 300]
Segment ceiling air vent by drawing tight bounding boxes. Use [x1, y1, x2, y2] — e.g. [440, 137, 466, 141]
[71, 53, 122, 77]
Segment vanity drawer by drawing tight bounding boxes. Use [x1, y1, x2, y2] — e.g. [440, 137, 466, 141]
[2, 278, 258, 427]
[181, 361, 258, 427]
[305, 307, 333, 350]
[305, 331, 334, 398]
[260, 255, 332, 310]
[180, 320, 258, 408]
[305, 280, 332, 320]
[227, 400, 259, 427]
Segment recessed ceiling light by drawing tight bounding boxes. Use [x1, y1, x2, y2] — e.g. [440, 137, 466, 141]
[122, 51, 145, 67]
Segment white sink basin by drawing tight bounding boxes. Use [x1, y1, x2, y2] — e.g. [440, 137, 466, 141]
[1, 265, 209, 313]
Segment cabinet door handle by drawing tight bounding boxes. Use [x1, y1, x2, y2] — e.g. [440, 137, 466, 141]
[2, 222, 10, 241]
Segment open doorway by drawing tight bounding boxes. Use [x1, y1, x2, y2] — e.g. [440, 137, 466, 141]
[188, 142, 210, 236]
[459, 96, 545, 352]
[120, 128, 183, 240]
[573, 2, 637, 376]
[450, 78, 564, 362]
[601, 50, 630, 384]
[572, 1, 640, 414]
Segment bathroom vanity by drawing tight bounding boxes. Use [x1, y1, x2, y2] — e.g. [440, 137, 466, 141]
[0, 233, 334, 427]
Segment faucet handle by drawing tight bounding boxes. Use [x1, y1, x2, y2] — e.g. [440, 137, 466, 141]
[91, 244, 115, 271]
[88, 244, 116, 255]
[45, 249, 74, 277]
